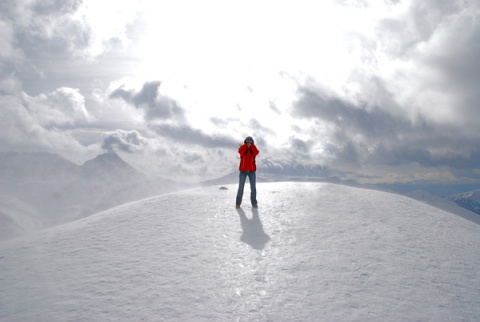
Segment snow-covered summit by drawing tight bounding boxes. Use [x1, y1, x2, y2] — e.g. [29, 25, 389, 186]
[449, 189, 480, 215]
[450, 189, 480, 202]
[80, 151, 140, 178]
[1, 182, 479, 321]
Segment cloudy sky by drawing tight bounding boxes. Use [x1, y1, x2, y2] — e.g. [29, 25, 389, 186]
[1, 0, 479, 183]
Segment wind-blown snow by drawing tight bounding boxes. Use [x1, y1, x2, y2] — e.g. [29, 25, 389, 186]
[0, 151, 190, 240]
[1, 182, 479, 321]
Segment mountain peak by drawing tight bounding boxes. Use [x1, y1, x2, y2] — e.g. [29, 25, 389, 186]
[449, 189, 480, 215]
[83, 151, 121, 164]
[80, 151, 139, 178]
[451, 189, 480, 201]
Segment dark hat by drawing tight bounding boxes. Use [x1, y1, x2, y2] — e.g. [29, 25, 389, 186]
[244, 136, 254, 144]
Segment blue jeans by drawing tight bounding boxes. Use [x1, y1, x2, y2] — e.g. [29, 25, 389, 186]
[236, 171, 257, 206]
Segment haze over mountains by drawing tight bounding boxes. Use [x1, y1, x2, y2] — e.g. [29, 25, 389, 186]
[0, 151, 191, 240]
[1, 151, 479, 241]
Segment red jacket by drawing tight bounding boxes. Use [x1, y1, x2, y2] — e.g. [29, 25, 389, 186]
[238, 144, 259, 172]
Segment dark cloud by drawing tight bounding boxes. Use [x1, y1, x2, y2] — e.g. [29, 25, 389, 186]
[292, 86, 480, 171]
[110, 81, 185, 121]
[427, 19, 480, 120]
[293, 87, 403, 140]
[323, 141, 361, 165]
[0, 0, 140, 95]
[2, 0, 479, 184]
[152, 124, 237, 148]
[132, 81, 159, 106]
[249, 118, 275, 139]
[32, 0, 82, 15]
[258, 156, 329, 178]
[375, 0, 480, 122]
[184, 153, 203, 163]
[2, 0, 89, 77]
[408, 0, 461, 41]
[210, 117, 228, 127]
[290, 137, 312, 154]
[376, 0, 464, 57]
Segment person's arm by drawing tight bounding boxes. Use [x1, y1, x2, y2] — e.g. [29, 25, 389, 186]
[251, 144, 259, 156]
[238, 144, 247, 155]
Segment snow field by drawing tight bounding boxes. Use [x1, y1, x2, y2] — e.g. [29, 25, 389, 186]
[1, 182, 479, 321]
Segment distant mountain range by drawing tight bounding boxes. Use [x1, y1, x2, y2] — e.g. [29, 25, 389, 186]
[448, 190, 480, 216]
[406, 188, 480, 218]
[1, 151, 479, 241]
[405, 190, 480, 225]
[0, 151, 194, 240]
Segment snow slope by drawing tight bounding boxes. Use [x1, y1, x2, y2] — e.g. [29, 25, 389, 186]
[405, 190, 480, 225]
[1, 182, 480, 321]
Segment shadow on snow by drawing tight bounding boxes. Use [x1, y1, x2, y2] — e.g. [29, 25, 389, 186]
[236, 208, 270, 250]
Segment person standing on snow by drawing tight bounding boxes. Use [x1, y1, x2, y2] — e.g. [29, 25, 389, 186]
[236, 136, 259, 208]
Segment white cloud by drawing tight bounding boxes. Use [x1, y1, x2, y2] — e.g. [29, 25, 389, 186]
[72, 0, 142, 57]
[352, 0, 480, 127]
[109, 81, 187, 123]
[1, 0, 479, 183]
[0, 93, 100, 162]
[102, 129, 147, 153]
[20, 87, 90, 128]
[0, 19, 15, 62]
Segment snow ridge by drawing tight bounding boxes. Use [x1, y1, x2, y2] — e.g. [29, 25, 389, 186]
[1, 182, 479, 321]
[405, 190, 480, 225]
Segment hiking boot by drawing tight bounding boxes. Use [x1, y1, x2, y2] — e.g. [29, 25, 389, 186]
[236, 204, 241, 209]
[252, 204, 258, 208]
